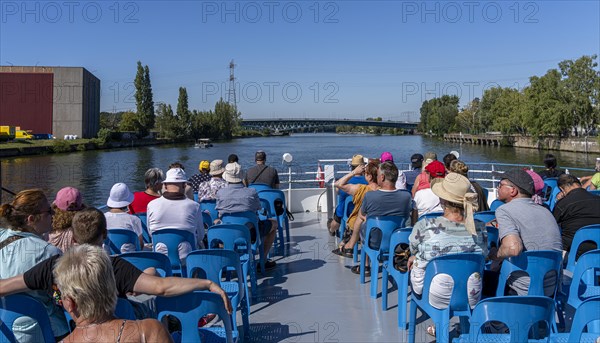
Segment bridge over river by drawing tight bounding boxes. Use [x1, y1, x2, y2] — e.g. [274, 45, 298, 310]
[241, 118, 419, 132]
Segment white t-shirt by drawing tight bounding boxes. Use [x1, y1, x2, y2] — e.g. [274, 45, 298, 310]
[414, 188, 443, 217]
[147, 197, 204, 260]
[105, 212, 143, 252]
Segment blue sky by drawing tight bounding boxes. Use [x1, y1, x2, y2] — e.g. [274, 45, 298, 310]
[1, 1, 598, 121]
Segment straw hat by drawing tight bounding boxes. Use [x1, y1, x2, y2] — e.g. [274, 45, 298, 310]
[431, 173, 479, 234]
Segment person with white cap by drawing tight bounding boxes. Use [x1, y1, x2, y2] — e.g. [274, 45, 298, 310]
[216, 162, 278, 271]
[147, 168, 204, 261]
[104, 183, 144, 253]
[197, 159, 228, 202]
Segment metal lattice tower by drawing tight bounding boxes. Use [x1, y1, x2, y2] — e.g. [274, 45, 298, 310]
[227, 60, 237, 110]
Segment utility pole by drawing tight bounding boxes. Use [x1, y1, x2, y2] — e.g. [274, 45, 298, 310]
[227, 60, 237, 111]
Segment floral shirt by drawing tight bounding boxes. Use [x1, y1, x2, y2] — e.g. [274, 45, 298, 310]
[189, 173, 211, 191]
[197, 178, 228, 201]
[409, 216, 487, 269]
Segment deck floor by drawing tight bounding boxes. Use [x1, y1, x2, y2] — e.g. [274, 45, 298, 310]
[244, 212, 439, 343]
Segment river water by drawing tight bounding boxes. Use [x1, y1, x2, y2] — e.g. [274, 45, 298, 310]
[1, 134, 597, 206]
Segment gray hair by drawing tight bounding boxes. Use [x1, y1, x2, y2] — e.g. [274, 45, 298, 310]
[379, 161, 399, 183]
[53, 244, 117, 322]
[145, 168, 165, 189]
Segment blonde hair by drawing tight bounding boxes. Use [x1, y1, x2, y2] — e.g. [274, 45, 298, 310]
[0, 189, 47, 231]
[53, 244, 117, 322]
[449, 160, 469, 177]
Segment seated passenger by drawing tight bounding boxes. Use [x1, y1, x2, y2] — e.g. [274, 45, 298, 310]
[328, 154, 367, 236]
[197, 159, 227, 202]
[0, 189, 68, 342]
[580, 157, 600, 190]
[216, 162, 278, 270]
[350, 162, 414, 275]
[164, 162, 194, 200]
[488, 169, 562, 296]
[129, 168, 164, 214]
[553, 174, 600, 258]
[48, 187, 86, 253]
[380, 152, 407, 190]
[105, 183, 144, 253]
[413, 160, 445, 218]
[404, 153, 423, 187]
[0, 207, 232, 319]
[449, 160, 490, 212]
[332, 160, 380, 257]
[53, 244, 173, 342]
[536, 153, 565, 180]
[189, 160, 211, 192]
[442, 153, 457, 172]
[244, 150, 280, 188]
[411, 152, 438, 197]
[148, 168, 204, 261]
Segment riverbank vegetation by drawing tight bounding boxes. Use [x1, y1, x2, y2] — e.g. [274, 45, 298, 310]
[419, 55, 600, 140]
[335, 117, 410, 135]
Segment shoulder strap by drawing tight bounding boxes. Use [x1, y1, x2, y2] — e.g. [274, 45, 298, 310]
[0, 235, 24, 251]
[249, 165, 269, 185]
[116, 319, 127, 343]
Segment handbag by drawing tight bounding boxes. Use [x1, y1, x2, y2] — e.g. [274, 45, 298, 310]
[393, 243, 410, 272]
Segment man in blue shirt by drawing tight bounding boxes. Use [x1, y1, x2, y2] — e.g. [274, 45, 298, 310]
[328, 154, 367, 236]
[216, 162, 278, 270]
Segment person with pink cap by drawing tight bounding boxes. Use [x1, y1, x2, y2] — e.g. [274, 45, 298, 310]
[48, 187, 86, 253]
[380, 152, 407, 190]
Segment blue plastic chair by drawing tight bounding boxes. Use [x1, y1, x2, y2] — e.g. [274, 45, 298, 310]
[564, 250, 600, 309]
[453, 296, 555, 343]
[360, 216, 407, 298]
[186, 249, 248, 337]
[200, 199, 218, 222]
[495, 250, 563, 298]
[193, 191, 198, 202]
[381, 228, 412, 328]
[258, 189, 290, 254]
[473, 211, 496, 226]
[119, 251, 173, 277]
[485, 226, 499, 250]
[588, 190, 600, 196]
[202, 211, 213, 231]
[207, 223, 257, 305]
[221, 211, 266, 275]
[115, 298, 137, 320]
[248, 183, 272, 192]
[550, 297, 600, 343]
[338, 196, 359, 263]
[565, 224, 600, 272]
[543, 178, 561, 211]
[489, 199, 505, 211]
[417, 211, 444, 221]
[408, 253, 486, 343]
[134, 213, 151, 244]
[0, 294, 56, 343]
[156, 291, 236, 343]
[152, 229, 197, 277]
[480, 187, 489, 204]
[107, 228, 141, 254]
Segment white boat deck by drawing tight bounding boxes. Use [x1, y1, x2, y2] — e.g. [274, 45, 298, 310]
[244, 212, 440, 343]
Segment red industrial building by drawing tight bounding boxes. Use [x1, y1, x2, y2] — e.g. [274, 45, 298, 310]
[0, 66, 100, 138]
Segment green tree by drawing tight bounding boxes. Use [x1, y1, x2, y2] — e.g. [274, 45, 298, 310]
[176, 87, 192, 138]
[134, 62, 155, 137]
[419, 95, 459, 136]
[558, 55, 599, 136]
[119, 111, 138, 132]
[214, 98, 240, 139]
[524, 69, 569, 137]
[155, 103, 178, 139]
[456, 98, 480, 134]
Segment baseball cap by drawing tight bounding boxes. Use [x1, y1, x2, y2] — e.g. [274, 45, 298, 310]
[199, 160, 210, 170]
[410, 154, 424, 163]
[425, 160, 446, 178]
[492, 168, 535, 195]
[54, 187, 84, 211]
[380, 152, 394, 163]
[164, 168, 188, 183]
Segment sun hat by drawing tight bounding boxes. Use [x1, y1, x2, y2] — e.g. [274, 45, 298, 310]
[255, 151, 266, 161]
[424, 152, 437, 161]
[164, 168, 188, 183]
[223, 162, 244, 183]
[106, 183, 134, 208]
[425, 160, 446, 178]
[209, 159, 225, 176]
[199, 160, 210, 171]
[351, 154, 366, 166]
[492, 168, 535, 196]
[54, 187, 84, 211]
[380, 152, 394, 163]
[431, 173, 479, 234]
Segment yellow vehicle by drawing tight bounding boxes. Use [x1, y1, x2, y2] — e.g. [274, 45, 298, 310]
[15, 130, 33, 140]
[0, 126, 16, 141]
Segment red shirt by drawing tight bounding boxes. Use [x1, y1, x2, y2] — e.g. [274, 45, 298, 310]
[128, 191, 160, 214]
